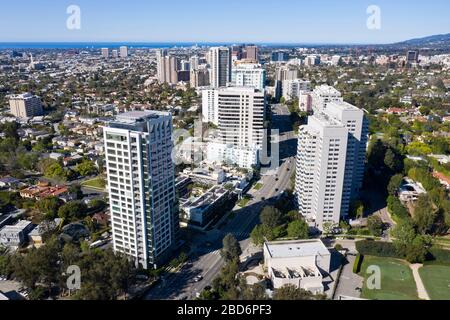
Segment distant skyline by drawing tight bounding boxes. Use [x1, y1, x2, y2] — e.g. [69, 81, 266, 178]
[0, 0, 449, 44]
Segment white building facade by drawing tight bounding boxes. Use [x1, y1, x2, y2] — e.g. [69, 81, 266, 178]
[231, 63, 266, 91]
[295, 96, 368, 230]
[209, 47, 232, 88]
[104, 111, 179, 269]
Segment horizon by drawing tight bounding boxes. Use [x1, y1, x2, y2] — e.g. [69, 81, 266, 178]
[0, 0, 449, 44]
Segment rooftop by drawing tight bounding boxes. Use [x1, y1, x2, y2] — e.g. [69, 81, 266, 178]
[115, 110, 170, 124]
[265, 239, 329, 259]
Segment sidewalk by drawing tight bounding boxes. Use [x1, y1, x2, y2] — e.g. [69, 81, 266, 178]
[410, 264, 430, 300]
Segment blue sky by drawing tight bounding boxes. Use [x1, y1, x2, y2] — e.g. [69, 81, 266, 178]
[0, 0, 449, 44]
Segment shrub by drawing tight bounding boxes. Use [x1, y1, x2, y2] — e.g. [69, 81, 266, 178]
[353, 254, 364, 274]
[355, 240, 402, 259]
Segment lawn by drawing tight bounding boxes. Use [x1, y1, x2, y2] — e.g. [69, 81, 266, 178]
[419, 265, 450, 300]
[81, 177, 106, 190]
[360, 256, 418, 300]
[253, 183, 263, 191]
[238, 197, 250, 208]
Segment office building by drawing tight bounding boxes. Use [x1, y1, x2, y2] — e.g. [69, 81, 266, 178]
[9, 93, 43, 118]
[209, 47, 232, 88]
[299, 92, 313, 113]
[104, 111, 179, 269]
[305, 55, 321, 67]
[101, 48, 109, 59]
[282, 79, 311, 101]
[120, 46, 128, 58]
[295, 99, 368, 231]
[231, 63, 266, 91]
[112, 50, 119, 59]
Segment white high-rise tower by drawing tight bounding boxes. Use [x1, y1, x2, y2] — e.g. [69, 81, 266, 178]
[209, 47, 232, 88]
[104, 111, 179, 269]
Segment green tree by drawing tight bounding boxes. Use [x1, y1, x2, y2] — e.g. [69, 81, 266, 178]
[413, 194, 436, 234]
[58, 201, 88, 221]
[221, 234, 242, 263]
[260, 206, 281, 229]
[387, 174, 404, 196]
[36, 196, 63, 219]
[273, 284, 326, 300]
[287, 219, 309, 239]
[367, 215, 384, 237]
[75, 160, 98, 177]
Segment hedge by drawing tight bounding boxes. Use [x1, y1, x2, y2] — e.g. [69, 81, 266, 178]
[355, 240, 403, 259]
[425, 247, 450, 265]
[353, 254, 364, 274]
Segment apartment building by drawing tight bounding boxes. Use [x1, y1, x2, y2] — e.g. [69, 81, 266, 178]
[104, 111, 179, 269]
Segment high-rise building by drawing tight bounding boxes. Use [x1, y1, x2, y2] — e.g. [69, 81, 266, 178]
[190, 66, 210, 88]
[231, 63, 266, 91]
[101, 48, 109, 59]
[190, 56, 199, 71]
[209, 47, 232, 88]
[406, 50, 419, 64]
[311, 85, 343, 112]
[206, 87, 266, 168]
[9, 93, 43, 118]
[104, 111, 179, 269]
[245, 45, 259, 62]
[156, 49, 178, 84]
[112, 50, 119, 59]
[305, 55, 321, 67]
[120, 46, 128, 58]
[299, 92, 313, 113]
[282, 79, 311, 101]
[295, 100, 368, 231]
[202, 89, 218, 125]
[271, 51, 289, 62]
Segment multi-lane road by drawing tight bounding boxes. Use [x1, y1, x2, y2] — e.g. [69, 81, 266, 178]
[144, 104, 298, 300]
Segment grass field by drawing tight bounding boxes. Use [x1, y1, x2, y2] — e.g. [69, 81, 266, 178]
[238, 198, 250, 208]
[81, 177, 106, 190]
[419, 265, 450, 300]
[360, 256, 418, 300]
[253, 183, 263, 191]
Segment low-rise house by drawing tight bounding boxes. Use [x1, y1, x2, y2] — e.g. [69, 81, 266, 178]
[398, 178, 427, 203]
[28, 218, 62, 248]
[433, 171, 450, 190]
[0, 220, 34, 247]
[263, 239, 331, 295]
[20, 182, 68, 201]
[0, 177, 21, 189]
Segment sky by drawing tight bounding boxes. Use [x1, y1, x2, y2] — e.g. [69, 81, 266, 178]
[0, 0, 449, 44]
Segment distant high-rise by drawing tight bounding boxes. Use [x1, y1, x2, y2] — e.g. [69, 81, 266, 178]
[101, 48, 109, 59]
[191, 66, 210, 88]
[271, 51, 289, 62]
[9, 93, 43, 118]
[209, 47, 232, 88]
[156, 49, 178, 84]
[104, 111, 179, 269]
[295, 99, 368, 231]
[282, 79, 311, 101]
[112, 50, 119, 59]
[120, 46, 128, 58]
[407, 50, 419, 64]
[231, 63, 266, 91]
[245, 45, 259, 62]
[202, 89, 218, 125]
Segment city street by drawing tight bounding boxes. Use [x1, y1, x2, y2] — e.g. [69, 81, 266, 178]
[144, 104, 297, 300]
